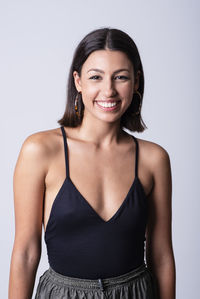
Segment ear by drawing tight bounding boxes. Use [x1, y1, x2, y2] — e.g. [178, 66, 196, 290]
[73, 71, 82, 93]
[134, 70, 141, 92]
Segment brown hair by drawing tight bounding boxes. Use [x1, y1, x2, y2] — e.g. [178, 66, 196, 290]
[57, 27, 147, 132]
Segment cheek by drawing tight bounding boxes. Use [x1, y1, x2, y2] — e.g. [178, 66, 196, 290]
[83, 82, 98, 95]
[119, 84, 133, 99]
[82, 83, 99, 99]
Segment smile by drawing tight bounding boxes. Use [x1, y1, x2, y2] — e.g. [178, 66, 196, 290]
[95, 101, 121, 111]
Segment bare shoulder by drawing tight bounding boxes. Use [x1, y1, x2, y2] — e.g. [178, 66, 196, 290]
[14, 127, 62, 177]
[136, 135, 169, 155]
[22, 127, 60, 151]
[135, 136, 171, 179]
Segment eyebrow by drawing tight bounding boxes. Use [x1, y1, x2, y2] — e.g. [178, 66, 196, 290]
[87, 68, 130, 74]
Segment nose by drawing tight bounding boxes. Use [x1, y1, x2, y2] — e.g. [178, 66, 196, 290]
[102, 77, 117, 98]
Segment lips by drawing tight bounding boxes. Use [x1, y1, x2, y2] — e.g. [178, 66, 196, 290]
[95, 100, 121, 103]
[95, 100, 121, 111]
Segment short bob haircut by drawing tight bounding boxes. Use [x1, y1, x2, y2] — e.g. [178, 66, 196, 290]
[58, 27, 147, 132]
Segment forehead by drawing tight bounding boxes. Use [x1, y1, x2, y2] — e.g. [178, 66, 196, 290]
[82, 50, 133, 72]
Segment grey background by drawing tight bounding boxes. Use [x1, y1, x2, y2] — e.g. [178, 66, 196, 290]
[1, 0, 199, 298]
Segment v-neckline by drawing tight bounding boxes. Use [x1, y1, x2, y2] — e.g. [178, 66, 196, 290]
[67, 176, 138, 224]
[61, 126, 139, 225]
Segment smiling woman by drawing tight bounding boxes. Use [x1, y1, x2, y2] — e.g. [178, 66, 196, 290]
[58, 27, 147, 133]
[9, 27, 175, 299]
[73, 49, 138, 122]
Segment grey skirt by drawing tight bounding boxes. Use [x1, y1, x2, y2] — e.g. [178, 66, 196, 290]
[35, 262, 158, 299]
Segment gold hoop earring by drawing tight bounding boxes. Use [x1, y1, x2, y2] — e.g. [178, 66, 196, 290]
[74, 92, 81, 117]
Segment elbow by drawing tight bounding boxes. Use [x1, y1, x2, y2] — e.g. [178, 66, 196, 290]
[11, 240, 42, 267]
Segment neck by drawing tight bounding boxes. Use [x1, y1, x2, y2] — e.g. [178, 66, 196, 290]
[76, 113, 124, 149]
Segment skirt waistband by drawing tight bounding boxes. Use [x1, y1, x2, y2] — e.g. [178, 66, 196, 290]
[47, 262, 148, 290]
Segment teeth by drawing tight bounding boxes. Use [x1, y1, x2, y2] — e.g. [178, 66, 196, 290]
[97, 101, 118, 108]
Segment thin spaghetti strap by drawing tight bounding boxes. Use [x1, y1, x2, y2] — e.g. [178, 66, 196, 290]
[60, 126, 69, 178]
[131, 135, 138, 179]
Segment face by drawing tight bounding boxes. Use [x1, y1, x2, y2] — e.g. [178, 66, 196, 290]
[73, 49, 140, 123]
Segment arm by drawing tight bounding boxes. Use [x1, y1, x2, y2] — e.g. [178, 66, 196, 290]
[8, 133, 49, 299]
[145, 146, 176, 299]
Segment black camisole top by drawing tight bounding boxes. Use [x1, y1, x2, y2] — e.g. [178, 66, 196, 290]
[44, 126, 148, 279]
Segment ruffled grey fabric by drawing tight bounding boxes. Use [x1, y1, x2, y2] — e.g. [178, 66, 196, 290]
[35, 263, 158, 299]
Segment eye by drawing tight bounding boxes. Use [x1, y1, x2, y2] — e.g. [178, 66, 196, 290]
[89, 75, 101, 80]
[89, 75, 129, 80]
[115, 75, 129, 80]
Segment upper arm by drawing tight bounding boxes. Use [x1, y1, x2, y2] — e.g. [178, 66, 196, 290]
[145, 144, 174, 268]
[12, 133, 49, 258]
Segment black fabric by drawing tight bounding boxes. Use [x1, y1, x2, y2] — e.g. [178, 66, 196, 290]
[35, 263, 158, 299]
[44, 126, 148, 279]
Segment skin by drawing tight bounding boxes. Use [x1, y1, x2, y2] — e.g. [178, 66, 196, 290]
[8, 49, 176, 298]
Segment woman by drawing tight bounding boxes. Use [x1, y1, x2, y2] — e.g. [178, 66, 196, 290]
[8, 27, 176, 298]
